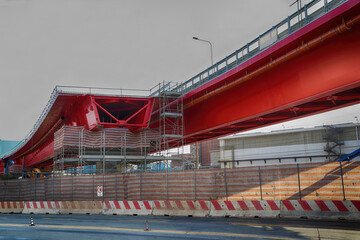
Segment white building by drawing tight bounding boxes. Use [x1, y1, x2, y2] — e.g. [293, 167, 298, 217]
[216, 123, 360, 168]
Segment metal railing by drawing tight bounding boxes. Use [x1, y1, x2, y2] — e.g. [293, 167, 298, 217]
[57, 85, 151, 97]
[149, 81, 182, 97]
[159, 0, 347, 96]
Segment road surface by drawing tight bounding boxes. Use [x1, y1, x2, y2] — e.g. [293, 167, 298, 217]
[0, 214, 359, 239]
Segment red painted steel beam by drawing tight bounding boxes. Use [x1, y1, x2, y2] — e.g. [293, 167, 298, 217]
[1, 94, 154, 171]
[93, 96, 153, 131]
[183, 19, 360, 143]
[126, 103, 150, 124]
[184, 87, 360, 143]
[24, 138, 54, 167]
[93, 100, 120, 123]
[182, 1, 360, 106]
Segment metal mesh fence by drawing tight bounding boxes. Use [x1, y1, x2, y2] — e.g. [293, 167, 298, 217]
[1, 161, 359, 202]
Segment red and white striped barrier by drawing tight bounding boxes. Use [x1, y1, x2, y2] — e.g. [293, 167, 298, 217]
[152, 200, 210, 217]
[23, 201, 61, 214]
[60, 201, 103, 214]
[103, 201, 153, 216]
[280, 200, 360, 220]
[209, 200, 281, 218]
[0, 201, 24, 213]
[2, 199, 359, 220]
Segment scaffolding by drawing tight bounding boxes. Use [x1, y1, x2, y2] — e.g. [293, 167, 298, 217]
[154, 81, 185, 170]
[52, 126, 184, 174]
[52, 82, 186, 175]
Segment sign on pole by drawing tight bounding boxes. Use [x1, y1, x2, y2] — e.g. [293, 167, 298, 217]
[97, 186, 103, 197]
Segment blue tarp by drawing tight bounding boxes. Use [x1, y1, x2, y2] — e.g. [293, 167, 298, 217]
[0, 140, 20, 158]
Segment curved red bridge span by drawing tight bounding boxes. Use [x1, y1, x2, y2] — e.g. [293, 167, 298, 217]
[1, 0, 360, 172]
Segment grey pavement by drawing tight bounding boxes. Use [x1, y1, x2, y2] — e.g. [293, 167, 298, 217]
[0, 214, 359, 240]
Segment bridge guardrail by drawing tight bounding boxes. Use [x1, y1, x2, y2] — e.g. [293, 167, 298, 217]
[163, 0, 347, 96]
[56, 86, 150, 97]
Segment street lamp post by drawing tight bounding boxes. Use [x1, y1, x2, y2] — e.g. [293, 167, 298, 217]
[192, 37, 214, 169]
[290, 0, 302, 26]
[192, 37, 214, 67]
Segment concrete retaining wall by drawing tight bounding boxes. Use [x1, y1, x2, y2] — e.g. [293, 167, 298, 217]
[1, 200, 359, 221]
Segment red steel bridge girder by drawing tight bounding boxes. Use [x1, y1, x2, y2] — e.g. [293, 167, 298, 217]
[91, 96, 154, 132]
[67, 95, 154, 132]
[5, 94, 154, 169]
[2, 1, 360, 172]
[183, 25, 360, 142]
[24, 137, 54, 168]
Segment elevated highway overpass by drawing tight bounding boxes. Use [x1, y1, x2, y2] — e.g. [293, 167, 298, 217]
[1, 0, 360, 172]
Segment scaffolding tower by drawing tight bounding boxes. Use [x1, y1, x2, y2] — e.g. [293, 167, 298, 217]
[155, 81, 185, 170]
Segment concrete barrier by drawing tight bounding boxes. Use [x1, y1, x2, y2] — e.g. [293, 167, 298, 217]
[209, 200, 281, 218]
[0, 201, 24, 214]
[23, 201, 61, 214]
[60, 201, 102, 215]
[280, 200, 360, 220]
[152, 200, 210, 217]
[103, 201, 152, 216]
[2, 199, 359, 221]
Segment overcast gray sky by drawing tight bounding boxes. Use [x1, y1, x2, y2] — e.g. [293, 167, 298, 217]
[0, 0, 359, 141]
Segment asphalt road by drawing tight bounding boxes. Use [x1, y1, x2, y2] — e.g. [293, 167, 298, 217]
[0, 214, 359, 240]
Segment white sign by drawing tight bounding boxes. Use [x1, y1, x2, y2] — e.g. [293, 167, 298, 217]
[97, 186, 103, 197]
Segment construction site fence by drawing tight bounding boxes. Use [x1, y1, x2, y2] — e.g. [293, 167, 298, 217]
[0, 161, 359, 202]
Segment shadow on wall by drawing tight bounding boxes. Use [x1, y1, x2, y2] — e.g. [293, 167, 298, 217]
[223, 161, 359, 201]
[286, 161, 358, 200]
